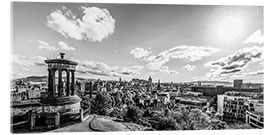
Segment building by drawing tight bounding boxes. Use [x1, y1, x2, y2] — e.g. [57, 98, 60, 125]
[218, 91, 263, 123]
[221, 91, 251, 122]
[191, 85, 263, 97]
[174, 95, 209, 111]
[233, 79, 243, 88]
[245, 99, 264, 128]
[151, 99, 164, 112]
[157, 92, 170, 104]
[241, 83, 263, 89]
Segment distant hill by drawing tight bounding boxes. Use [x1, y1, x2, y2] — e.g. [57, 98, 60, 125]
[14, 76, 96, 83]
[16, 76, 48, 82]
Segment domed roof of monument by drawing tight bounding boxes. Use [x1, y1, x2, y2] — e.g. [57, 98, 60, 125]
[44, 53, 78, 65]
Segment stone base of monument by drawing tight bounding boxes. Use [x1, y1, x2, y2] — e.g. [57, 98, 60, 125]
[40, 95, 81, 114]
[27, 95, 83, 129]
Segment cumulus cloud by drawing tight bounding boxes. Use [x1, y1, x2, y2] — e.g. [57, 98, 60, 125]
[243, 30, 263, 44]
[58, 41, 75, 51]
[46, 6, 115, 42]
[182, 64, 196, 71]
[131, 45, 220, 74]
[38, 40, 57, 51]
[130, 48, 151, 59]
[204, 46, 263, 79]
[13, 55, 47, 67]
[75, 59, 143, 77]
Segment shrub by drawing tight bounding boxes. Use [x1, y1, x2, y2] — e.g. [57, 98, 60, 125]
[124, 106, 142, 123]
[109, 107, 124, 119]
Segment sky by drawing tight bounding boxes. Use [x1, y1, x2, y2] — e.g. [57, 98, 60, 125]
[12, 2, 264, 83]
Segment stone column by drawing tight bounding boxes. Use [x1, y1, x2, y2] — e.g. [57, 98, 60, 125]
[52, 70, 56, 97]
[48, 69, 56, 97]
[48, 69, 52, 97]
[71, 70, 75, 95]
[66, 70, 70, 96]
[58, 70, 63, 96]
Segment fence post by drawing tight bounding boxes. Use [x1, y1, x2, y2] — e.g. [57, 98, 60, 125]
[55, 112, 60, 128]
[30, 111, 35, 130]
[89, 103, 91, 115]
[28, 110, 32, 129]
[80, 108, 84, 122]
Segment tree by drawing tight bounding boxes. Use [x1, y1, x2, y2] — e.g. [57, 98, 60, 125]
[109, 107, 125, 119]
[208, 118, 227, 130]
[122, 93, 134, 107]
[124, 106, 142, 123]
[92, 92, 112, 115]
[148, 113, 179, 130]
[188, 109, 211, 130]
[171, 109, 211, 130]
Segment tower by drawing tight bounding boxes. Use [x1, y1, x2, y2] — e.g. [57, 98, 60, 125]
[147, 76, 153, 92]
[157, 79, 161, 90]
[119, 77, 122, 82]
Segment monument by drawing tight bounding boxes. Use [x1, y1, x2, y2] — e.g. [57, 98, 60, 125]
[41, 53, 81, 114]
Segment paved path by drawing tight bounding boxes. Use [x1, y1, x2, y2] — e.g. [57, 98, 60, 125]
[90, 115, 128, 131]
[50, 114, 141, 132]
[50, 115, 97, 132]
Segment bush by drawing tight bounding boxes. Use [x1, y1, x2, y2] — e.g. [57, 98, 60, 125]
[170, 109, 211, 130]
[124, 106, 142, 123]
[138, 118, 152, 127]
[148, 113, 179, 130]
[92, 92, 112, 115]
[109, 107, 124, 119]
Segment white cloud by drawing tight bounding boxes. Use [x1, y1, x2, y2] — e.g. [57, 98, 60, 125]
[243, 69, 263, 76]
[131, 45, 220, 74]
[46, 6, 115, 42]
[130, 48, 151, 59]
[75, 59, 143, 77]
[182, 64, 196, 71]
[58, 41, 75, 51]
[243, 30, 263, 44]
[13, 55, 47, 67]
[204, 46, 263, 79]
[38, 40, 57, 51]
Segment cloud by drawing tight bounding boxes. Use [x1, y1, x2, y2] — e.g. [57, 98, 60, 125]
[243, 30, 263, 44]
[131, 45, 220, 74]
[204, 46, 263, 79]
[13, 55, 47, 67]
[38, 40, 57, 51]
[75, 59, 143, 77]
[130, 48, 151, 59]
[243, 70, 263, 76]
[58, 41, 75, 51]
[46, 6, 115, 42]
[182, 64, 196, 71]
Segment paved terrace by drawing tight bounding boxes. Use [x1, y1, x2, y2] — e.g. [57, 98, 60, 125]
[50, 114, 150, 132]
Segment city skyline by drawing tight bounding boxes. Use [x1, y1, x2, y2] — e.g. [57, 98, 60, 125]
[12, 2, 263, 83]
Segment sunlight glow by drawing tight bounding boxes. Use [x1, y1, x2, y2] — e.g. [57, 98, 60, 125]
[216, 16, 244, 41]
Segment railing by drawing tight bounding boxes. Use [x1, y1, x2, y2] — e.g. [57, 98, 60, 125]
[11, 107, 91, 131]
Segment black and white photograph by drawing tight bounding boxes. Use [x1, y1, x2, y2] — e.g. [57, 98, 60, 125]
[9, 1, 265, 134]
